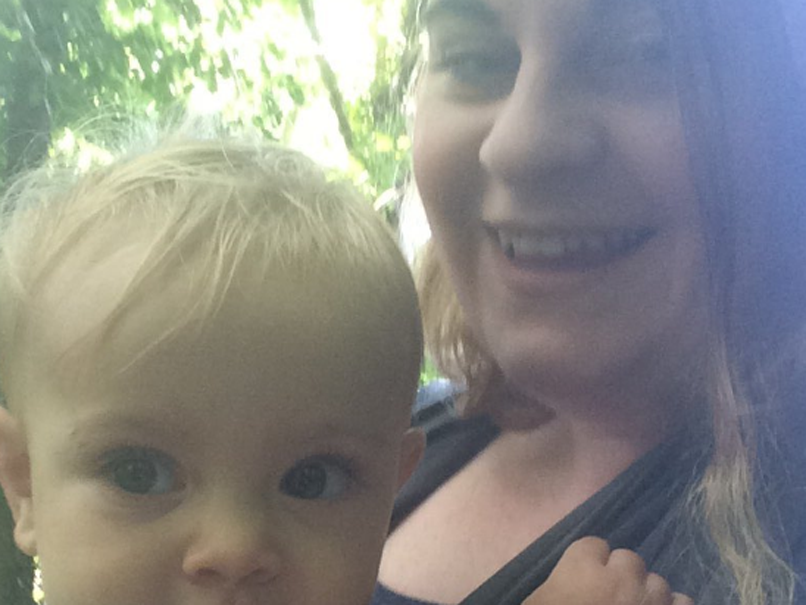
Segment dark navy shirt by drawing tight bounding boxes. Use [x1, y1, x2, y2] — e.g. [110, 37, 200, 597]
[372, 395, 806, 605]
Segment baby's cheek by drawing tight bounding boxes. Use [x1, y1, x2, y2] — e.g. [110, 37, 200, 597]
[292, 530, 387, 605]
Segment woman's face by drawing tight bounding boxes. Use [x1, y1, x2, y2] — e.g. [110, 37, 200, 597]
[414, 0, 709, 404]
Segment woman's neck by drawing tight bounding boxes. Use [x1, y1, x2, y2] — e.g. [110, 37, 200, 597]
[478, 375, 699, 500]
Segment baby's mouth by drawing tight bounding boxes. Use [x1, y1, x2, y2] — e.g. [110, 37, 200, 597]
[491, 227, 656, 268]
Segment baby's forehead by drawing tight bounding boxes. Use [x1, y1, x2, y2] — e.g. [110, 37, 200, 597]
[20, 240, 413, 421]
[28, 225, 157, 354]
[26, 223, 412, 378]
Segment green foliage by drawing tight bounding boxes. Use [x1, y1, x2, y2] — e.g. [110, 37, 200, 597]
[344, 0, 419, 196]
[0, 0, 318, 183]
[420, 357, 444, 386]
[0, 0, 420, 199]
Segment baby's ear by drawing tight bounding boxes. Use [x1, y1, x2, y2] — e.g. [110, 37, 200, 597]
[0, 407, 36, 556]
[396, 428, 425, 490]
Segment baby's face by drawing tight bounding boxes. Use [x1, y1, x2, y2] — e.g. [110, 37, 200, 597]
[9, 246, 421, 605]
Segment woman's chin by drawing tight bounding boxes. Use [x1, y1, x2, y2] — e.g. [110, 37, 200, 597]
[493, 345, 637, 406]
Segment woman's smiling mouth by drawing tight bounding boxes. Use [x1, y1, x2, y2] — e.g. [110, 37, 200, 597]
[489, 226, 657, 270]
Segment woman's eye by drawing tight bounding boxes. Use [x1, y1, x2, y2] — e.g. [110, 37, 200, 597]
[429, 46, 519, 98]
[101, 448, 179, 496]
[280, 456, 354, 501]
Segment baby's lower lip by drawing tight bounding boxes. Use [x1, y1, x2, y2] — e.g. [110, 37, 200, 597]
[490, 227, 656, 270]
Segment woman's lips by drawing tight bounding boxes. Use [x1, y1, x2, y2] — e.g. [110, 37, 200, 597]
[489, 226, 657, 271]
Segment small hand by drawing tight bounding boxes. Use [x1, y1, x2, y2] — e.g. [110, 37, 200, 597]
[523, 537, 693, 605]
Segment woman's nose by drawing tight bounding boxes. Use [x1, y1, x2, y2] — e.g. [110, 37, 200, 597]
[479, 61, 606, 183]
[182, 501, 283, 587]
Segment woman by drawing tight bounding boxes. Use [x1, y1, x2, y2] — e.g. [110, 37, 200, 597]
[375, 1, 806, 605]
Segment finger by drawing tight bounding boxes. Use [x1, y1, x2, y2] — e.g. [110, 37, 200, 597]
[644, 572, 673, 604]
[602, 549, 648, 602]
[671, 592, 695, 605]
[538, 538, 612, 601]
[561, 536, 612, 567]
[606, 547, 647, 577]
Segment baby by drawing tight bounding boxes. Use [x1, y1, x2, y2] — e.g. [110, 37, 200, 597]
[0, 135, 689, 605]
[0, 137, 425, 605]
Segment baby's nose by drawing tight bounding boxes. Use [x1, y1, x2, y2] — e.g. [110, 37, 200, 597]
[182, 501, 283, 588]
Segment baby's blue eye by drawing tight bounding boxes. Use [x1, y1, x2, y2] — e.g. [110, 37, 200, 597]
[102, 448, 178, 496]
[280, 457, 353, 501]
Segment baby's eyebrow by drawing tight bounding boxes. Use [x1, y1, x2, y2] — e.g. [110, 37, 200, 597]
[422, 0, 501, 28]
[66, 412, 192, 448]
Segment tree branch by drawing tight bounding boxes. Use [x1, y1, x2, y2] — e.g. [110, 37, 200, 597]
[298, 0, 356, 154]
[3, 0, 53, 182]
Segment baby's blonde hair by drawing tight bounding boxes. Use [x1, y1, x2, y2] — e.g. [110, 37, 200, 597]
[0, 135, 422, 406]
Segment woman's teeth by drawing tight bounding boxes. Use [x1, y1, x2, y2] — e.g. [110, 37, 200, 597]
[495, 229, 653, 261]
